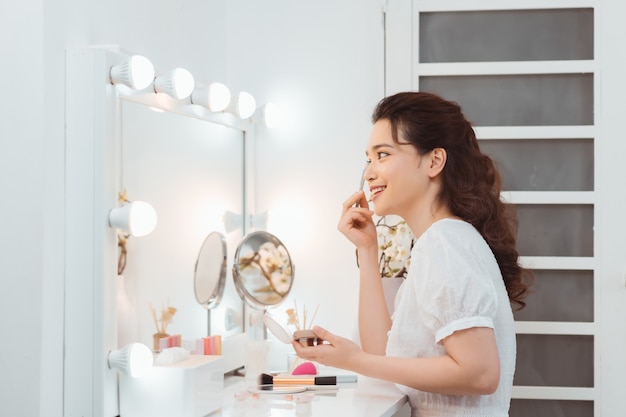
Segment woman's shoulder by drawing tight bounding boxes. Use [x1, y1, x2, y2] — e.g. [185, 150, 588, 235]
[415, 218, 491, 258]
[422, 218, 480, 241]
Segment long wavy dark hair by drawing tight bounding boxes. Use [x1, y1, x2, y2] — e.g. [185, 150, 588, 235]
[372, 91, 531, 309]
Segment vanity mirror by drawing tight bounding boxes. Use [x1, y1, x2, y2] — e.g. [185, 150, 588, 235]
[118, 98, 247, 369]
[194, 231, 227, 310]
[232, 231, 294, 309]
[64, 47, 255, 414]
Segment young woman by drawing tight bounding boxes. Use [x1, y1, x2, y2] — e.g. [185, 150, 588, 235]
[292, 91, 532, 416]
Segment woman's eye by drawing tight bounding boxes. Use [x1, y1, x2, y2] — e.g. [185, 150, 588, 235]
[377, 152, 390, 159]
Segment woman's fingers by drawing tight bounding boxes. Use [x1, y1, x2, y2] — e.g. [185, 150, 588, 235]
[356, 192, 369, 208]
[312, 326, 333, 343]
[338, 206, 371, 227]
[337, 192, 375, 249]
[341, 191, 365, 213]
[291, 326, 361, 370]
[339, 193, 374, 227]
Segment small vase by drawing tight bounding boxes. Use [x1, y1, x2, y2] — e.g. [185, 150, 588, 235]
[153, 333, 169, 353]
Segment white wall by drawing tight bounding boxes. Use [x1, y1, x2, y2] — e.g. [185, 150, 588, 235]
[225, 1, 385, 367]
[0, 0, 384, 416]
[0, 3, 46, 417]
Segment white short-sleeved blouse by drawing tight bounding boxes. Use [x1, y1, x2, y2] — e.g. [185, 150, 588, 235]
[386, 219, 516, 417]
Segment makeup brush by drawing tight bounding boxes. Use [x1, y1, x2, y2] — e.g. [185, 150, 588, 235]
[259, 373, 357, 386]
[355, 162, 367, 208]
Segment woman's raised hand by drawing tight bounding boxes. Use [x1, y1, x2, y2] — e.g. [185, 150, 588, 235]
[337, 191, 376, 249]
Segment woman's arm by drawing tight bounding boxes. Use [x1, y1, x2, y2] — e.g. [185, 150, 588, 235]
[355, 244, 391, 354]
[293, 325, 500, 395]
[336, 191, 391, 354]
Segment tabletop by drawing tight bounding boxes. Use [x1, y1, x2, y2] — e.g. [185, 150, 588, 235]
[210, 371, 408, 417]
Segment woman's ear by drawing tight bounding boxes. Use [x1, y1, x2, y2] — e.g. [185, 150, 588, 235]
[428, 148, 447, 177]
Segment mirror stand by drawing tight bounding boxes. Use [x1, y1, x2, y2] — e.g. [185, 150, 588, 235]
[232, 231, 295, 377]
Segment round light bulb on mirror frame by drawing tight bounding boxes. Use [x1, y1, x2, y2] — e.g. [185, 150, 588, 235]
[191, 82, 232, 112]
[108, 342, 153, 378]
[236, 91, 257, 119]
[226, 91, 256, 119]
[260, 102, 282, 128]
[109, 55, 155, 90]
[109, 201, 158, 237]
[154, 68, 195, 99]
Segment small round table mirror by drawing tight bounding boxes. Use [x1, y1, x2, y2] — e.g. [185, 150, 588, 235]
[232, 231, 294, 309]
[194, 231, 228, 309]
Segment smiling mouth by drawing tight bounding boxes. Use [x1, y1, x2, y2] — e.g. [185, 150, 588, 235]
[370, 186, 386, 200]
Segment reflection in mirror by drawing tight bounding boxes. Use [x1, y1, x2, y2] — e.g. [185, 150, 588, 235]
[232, 231, 294, 309]
[194, 231, 227, 310]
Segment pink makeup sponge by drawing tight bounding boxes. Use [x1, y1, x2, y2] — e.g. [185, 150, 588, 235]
[292, 361, 317, 375]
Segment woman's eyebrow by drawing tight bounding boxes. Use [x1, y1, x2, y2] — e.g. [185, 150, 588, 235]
[367, 143, 394, 153]
[365, 142, 395, 157]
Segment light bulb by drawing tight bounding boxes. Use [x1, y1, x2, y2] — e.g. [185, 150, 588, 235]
[110, 55, 155, 90]
[108, 343, 153, 378]
[128, 201, 158, 236]
[109, 201, 158, 237]
[154, 68, 195, 99]
[191, 82, 231, 112]
[237, 91, 256, 119]
[226, 91, 256, 119]
[262, 102, 282, 128]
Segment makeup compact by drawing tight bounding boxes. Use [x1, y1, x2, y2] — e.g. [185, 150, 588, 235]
[263, 312, 324, 346]
[293, 330, 323, 346]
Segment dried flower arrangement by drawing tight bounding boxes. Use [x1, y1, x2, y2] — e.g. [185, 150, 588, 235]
[149, 301, 177, 335]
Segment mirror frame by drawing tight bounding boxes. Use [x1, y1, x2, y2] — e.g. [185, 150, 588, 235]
[232, 231, 295, 309]
[64, 46, 257, 413]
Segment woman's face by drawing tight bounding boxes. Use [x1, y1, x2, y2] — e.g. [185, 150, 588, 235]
[364, 119, 429, 218]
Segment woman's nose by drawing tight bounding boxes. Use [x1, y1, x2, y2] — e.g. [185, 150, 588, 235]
[364, 162, 375, 182]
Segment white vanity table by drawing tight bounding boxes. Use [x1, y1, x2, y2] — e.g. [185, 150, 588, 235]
[213, 372, 408, 417]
